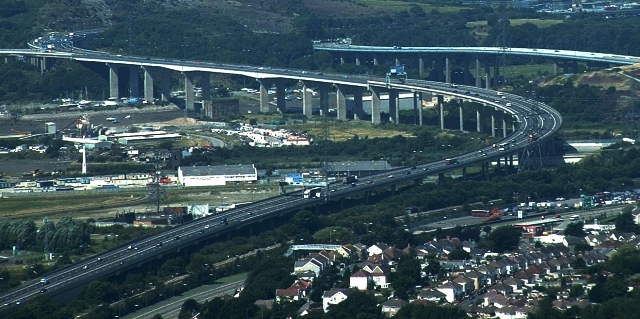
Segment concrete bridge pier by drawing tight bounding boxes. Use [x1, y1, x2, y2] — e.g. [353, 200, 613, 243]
[373, 57, 378, 66]
[353, 87, 365, 120]
[477, 109, 482, 133]
[340, 57, 345, 64]
[107, 63, 119, 98]
[391, 184, 396, 196]
[491, 109, 496, 137]
[462, 167, 467, 180]
[413, 92, 419, 125]
[445, 57, 451, 83]
[502, 117, 507, 137]
[485, 65, 491, 89]
[275, 80, 287, 113]
[318, 83, 330, 115]
[417, 92, 424, 125]
[475, 59, 482, 87]
[504, 156, 510, 175]
[160, 68, 171, 102]
[437, 95, 444, 130]
[258, 79, 275, 113]
[459, 99, 464, 132]
[200, 72, 211, 101]
[334, 84, 348, 120]
[493, 61, 500, 87]
[129, 66, 139, 98]
[40, 57, 52, 73]
[389, 89, 398, 123]
[142, 66, 154, 103]
[438, 173, 445, 183]
[395, 58, 400, 66]
[369, 86, 382, 124]
[355, 57, 361, 66]
[301, 81, 313, 118]
[419, 57, 424, 78]
[183, 72, 196, 111]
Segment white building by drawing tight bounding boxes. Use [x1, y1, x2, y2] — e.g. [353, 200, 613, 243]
[177, 164, 258, 187]
[322, 288, 353, 312]
[349, 270, 370, 290]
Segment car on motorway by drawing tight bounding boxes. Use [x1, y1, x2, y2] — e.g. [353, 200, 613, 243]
[157, 242, 163, 247]
[387, 174, 393, 178]
[205, 224, 210, 229]
[174, 236, 180, 241]
[221, 217, 228, 225]
[411, 166, 417, 170]
[4, 301, 11, 306]
[404, 171, 411, 175]
[198, 230, 204, 234]
[97, 257, 103, 262]
[83, 265, 89, 270]
[14, 301, 20, 305]
[39, 289, 47, 293]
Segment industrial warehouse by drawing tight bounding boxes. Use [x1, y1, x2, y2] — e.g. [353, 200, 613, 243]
[177, 164, 258, 187]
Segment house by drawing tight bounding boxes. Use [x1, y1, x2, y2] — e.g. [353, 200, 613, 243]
[464, 270, 487, 291]
[436, 281, 463, 303]
[452, 275, 475, 294]
[275, 287, 302, 301]
[381, 298, 408, 317]
[294, 258, 324, 277]
[492, 283, 514, 296]
[322, 288, 353, 312]
[382, 246, 404, 261]
[350, 270, 371, 291]
[495, 305, 527, 319]
[289, 279, 312, 297]
[502, 277, 523, 292]
[368, 243, 390, 256]
[337, 244, 357, 260]
[417, 288, 447, 302]
[360, 262, 389, 288]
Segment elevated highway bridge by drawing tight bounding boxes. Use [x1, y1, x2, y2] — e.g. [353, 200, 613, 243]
[0, 41, 567, 315]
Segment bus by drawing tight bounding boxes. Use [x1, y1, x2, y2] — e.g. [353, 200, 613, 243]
[445, 158, 458, 165]
[303, 187, 323, 199]
[498, 143, 509, 151]
[569, 215, 579, 221]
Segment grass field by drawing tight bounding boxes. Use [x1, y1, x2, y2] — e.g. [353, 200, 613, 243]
[353, 0, 467, 13]
[467, 19, 563, 29]
[0, 185, 280, 224]
[470, 63, 557, 81]
[290, 120, 414, 141]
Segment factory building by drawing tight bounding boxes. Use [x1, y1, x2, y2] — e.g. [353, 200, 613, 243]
[178, 164, 258, 187]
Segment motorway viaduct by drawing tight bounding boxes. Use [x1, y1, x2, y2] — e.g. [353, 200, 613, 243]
[314, 44, 640, 87]
[0, 43, 565, 315]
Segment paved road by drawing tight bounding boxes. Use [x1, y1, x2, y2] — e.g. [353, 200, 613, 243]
[123, 274, 247, 319]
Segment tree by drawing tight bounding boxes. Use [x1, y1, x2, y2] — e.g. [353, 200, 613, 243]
[615, 212, 639, 233]
[481, 226, 522, 253]
[569, 284, 584, 299]
[564, 222, 587, 237]
[448, 249, 471, 260]
[326, 290, 381, 319]
[178, 299, 200, 319]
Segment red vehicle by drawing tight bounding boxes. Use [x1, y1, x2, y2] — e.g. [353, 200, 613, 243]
[159, 177, 172, 184]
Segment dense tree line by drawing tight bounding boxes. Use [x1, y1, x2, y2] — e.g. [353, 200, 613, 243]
[0, 217, 89, 254]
